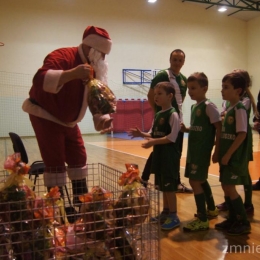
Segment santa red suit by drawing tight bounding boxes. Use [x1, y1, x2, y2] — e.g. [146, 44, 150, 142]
[22, 26, 112, 201]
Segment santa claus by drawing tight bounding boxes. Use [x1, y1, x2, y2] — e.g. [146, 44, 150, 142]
[22, 26, 113, 205]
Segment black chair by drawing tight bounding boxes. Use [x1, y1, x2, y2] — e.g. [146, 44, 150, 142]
[9, 132, 45, 190]
[8, 132, 76, 222]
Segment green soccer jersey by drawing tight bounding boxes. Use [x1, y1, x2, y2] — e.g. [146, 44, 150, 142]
[219, 102, 250, 178]
[224, 94, 253, 161]
[151, 108, 180, 191]
[150, 69, 187, 114]
[187, 100, 218, 168]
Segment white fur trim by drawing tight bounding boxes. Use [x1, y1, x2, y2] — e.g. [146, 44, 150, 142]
[83, 34, 112, 54]
[44, 171, 67, 187]
[22, 75, 89, 127]
[22, 99, 76, 127]
[67, 165, 88, 180]
[43, 70, 63, 93]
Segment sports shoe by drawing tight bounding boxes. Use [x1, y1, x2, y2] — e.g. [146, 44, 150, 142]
[216, 201, 228, 211]
[176, 183, 193, 193]
[207, 207, 219, 218]
[244, 204, 254, 214]
[227, 221, 251, 235]
[252, 179, 260, 190]
[161, 215, 180, 230]
[194, 207, 219, 219]
[150, 211, 169, 224]
[183, 218, 209, 232]
[215, 220, 234, 230]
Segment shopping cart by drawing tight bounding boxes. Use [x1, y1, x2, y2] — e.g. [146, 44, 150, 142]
[0, 163, 160, 260]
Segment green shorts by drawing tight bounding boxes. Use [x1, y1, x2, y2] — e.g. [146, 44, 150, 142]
[154, 173, 178, 192]
[219, 165, 249, 185]
[184, 163, 209, 181]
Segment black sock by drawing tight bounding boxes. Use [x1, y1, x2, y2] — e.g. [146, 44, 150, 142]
[201, 181, 216, 211]
[195, 193, 207, 221]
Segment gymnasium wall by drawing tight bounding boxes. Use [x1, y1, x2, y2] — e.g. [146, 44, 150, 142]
[0, 0, 258, 137]
[248, 17, 260, 99]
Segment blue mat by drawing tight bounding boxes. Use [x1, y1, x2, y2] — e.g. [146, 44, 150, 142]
[107, 132, 188, 140]
[107, 132, 144, 140]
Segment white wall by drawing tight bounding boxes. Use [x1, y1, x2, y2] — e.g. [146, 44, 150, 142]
[0, 0, 247, 76]
[247, 16, 260, 101]
[0, 0, 254, 137]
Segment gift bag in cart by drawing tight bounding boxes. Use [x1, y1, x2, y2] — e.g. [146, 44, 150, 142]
[0, 162, 160, 260]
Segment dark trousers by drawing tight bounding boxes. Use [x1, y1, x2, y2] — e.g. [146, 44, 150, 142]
[141, 131, 184, 184]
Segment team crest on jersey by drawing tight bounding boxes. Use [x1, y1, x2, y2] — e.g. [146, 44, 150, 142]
[159, 118, 165, 125]
[181, 79, 186, 86]
[196, 109, 201, 117]
[227, 116, 234, 125]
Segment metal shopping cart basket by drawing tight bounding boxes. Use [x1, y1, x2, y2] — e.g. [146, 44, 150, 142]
[0, 163, 160, 260]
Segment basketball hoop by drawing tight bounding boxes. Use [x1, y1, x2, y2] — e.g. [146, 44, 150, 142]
[0, 42, 4, 47]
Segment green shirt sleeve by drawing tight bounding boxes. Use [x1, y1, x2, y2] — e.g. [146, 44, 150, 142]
[150, 70, 169, 89]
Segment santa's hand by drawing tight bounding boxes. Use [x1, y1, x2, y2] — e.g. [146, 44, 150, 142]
[100, 118, 113, 134]
[73, 64, 93, 81]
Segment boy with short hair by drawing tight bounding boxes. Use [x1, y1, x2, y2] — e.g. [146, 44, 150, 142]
[181, 72, 221, 232]
[215, 72, 251, 235]
[128, 81, 181, 230]
[143, 49, 192, 193]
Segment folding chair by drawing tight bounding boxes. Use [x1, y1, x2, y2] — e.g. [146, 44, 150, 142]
[9, 132, 45, 189]
[9, 132, 77, 222]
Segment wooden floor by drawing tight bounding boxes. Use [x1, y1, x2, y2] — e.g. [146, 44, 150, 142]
[0, 130, 260, 260]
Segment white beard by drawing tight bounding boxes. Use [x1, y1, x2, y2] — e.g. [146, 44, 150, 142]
[88, 48, 109, 85]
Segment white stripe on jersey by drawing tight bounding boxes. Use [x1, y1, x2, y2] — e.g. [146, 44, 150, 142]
[166, 69, 183, 122]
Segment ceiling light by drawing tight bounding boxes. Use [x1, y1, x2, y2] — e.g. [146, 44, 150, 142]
[218, 6, 227, 12]
[148, 0, 157, 3]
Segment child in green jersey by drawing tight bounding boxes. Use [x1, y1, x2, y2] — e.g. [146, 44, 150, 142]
[216, 69, 258, 213]
[128, 82, 181, 230]
[181, 72, 222, 232]
[215, 72, 251, 235]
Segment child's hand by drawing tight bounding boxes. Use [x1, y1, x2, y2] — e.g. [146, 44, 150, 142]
[221, 154, 231, 165]
[253, 121, 260, 131]
[180, 123, 186, 132]
[127, 127, 142, 139]
[141, 138, 153, 149]
[212, 152, 218, 163]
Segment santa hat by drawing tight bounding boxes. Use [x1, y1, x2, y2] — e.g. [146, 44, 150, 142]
[82, 26, 112, 54]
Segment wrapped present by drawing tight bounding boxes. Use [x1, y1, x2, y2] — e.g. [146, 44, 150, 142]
[86, 78, 116, 132]
[33, 186, 69, 225]
[52, 224, 85, 258]
[0, 153, 35, 225]
[118, 163, 141, 186]
[114, 164, 149, 227]
[1, 153, 34, 199]
[79, 186, 115, 240]
[0, 153, 53, 260]
[87, 79, 116, 115]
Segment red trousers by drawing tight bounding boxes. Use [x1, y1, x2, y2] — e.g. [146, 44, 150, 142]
[29, 115, 87, 173]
